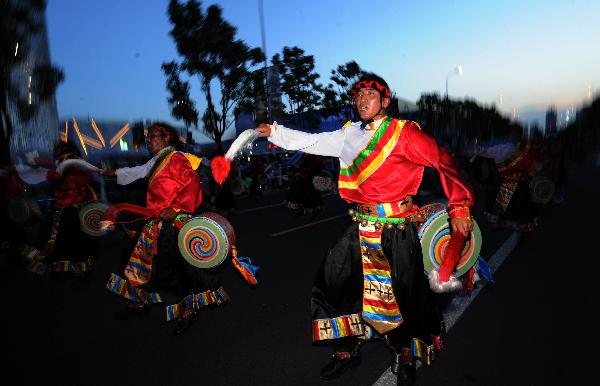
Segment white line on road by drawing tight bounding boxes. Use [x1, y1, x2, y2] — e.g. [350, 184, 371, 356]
[235, 202, 286, 214]
[373, 230, 521, 386]
[270, 214, 347, 237]
[235, 192, 337, 215]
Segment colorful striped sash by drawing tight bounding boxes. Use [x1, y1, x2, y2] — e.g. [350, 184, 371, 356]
[165, 287, 229, 321]
[106, 273, 162, 304]
[312, 313, 377, 341]
[124, 219, 159, 286]
[338, 118, 406, 191]
[495, 180, 519, 213]
[359, 222, 403, 334]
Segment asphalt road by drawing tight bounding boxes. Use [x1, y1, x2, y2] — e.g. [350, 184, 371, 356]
[5, 165, 593, 385]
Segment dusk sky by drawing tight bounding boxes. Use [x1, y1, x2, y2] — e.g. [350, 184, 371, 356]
[46, 0, 600, 142]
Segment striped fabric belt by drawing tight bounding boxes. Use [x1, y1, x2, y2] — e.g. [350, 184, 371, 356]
[124, 219, 160, 286]
[359, 222, 403, 334]
[356, 196, 413, 217]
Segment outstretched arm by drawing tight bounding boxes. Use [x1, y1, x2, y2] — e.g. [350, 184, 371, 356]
[256, 122, 346, 158]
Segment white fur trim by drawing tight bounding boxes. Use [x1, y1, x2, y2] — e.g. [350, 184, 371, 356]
[428, 270, 463, 293]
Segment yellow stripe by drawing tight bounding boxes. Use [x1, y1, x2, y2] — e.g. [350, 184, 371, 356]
[149, 153, 174, 184]
[363, 305, 400, 315]
[360, 236, 381, 245]
[338, 121, 405, 189]
[363, 269, 392, 277]
[335, 319, 347, 336]
[383, 203, 393, 216]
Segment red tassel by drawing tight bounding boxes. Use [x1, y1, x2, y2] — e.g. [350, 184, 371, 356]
[438, 231, 468, 282]
[211, 156, 230, 185]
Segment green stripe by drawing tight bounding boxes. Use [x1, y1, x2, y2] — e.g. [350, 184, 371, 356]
[340, 117, 392, 177]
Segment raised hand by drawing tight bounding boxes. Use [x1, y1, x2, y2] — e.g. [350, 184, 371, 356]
[255, 123, 272, 137]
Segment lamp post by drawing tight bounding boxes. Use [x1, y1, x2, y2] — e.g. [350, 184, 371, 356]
[445, 65, 463, 99]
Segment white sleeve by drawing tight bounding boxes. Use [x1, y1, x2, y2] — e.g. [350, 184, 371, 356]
[115, 159, 156, 185]
[115, 165, 148, 185]
[268, 123, 346, 158]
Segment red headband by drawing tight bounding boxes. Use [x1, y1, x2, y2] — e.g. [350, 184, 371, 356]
[351, 80, 391, 99]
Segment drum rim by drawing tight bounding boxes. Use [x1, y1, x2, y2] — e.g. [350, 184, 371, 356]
[419, 209, 482, 277]
[177, 215, 232, 269]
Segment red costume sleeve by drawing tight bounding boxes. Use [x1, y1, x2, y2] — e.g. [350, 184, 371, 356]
[400, 122, 474, 217]
[51, 169, 94, 208]
[146, 152, 202, 214]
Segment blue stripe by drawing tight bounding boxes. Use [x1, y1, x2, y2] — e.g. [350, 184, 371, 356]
[331, 319, 340, 339]
[129, 287, 138, 302]
[364, 274, 392, 284]
[376, 205, 386, 217]
[166, 306, 174, 321]
[128, 262, 151, 272]
[360, 241, 382, 249]
[138, 237, 153, 249]
[363, 312, 403, 322]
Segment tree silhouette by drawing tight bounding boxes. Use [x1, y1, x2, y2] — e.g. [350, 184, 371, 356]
[320, 61, 366, 123]
[165, 0, 263, 154]
[162, 61, 198, 142]
[272, 46, 322, 130]
[1, 0, 64, 164]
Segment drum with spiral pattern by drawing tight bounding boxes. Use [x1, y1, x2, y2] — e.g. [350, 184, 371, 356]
[177, 212, 235, 269]
[529, 175, 555, 205]
[78, 202, 109, 237]
[417, 203, 482, 278]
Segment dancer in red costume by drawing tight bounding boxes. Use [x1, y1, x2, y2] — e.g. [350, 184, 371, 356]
[102, 123, 225, 335]
[256, 73, 473, 385]
[21, 141, 97, 277]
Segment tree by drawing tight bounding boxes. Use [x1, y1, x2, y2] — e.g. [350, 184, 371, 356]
[322, 61, 366, 123]
[165, 0, 263, 154]
[272, 46, 322, 130]
[1, 0, 64, 164]
[162, 61, 198, 142]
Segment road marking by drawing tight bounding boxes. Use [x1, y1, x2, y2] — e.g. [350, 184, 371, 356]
[270, 214, 347, 237]
[236, 202, 285, 214]
[373, 230, 520, 386]
[235, 192, 337, 215]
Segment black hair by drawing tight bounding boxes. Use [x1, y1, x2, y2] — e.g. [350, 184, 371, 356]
[52, 140, 81, 161]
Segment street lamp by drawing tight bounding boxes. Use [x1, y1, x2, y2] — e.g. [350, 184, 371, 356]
[445, 65, 463, 99]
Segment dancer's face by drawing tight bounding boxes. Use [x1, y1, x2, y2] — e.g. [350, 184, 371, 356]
[354, 87, 390, 121]
[146, 128, 169, 155]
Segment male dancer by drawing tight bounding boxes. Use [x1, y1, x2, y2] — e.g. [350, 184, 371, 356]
[102, 123, 225, 335]
[256, 73, 474, 385]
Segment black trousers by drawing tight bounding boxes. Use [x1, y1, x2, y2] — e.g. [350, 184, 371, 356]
[142, 219, 222, 300]
[311, 222, 442, 350]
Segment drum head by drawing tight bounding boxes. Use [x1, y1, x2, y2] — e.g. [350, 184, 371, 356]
[178, 213, 235, 269]
[418, 208, 482, 278]
[79, 202, 109, 237]
[529, 176, 555, 205]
